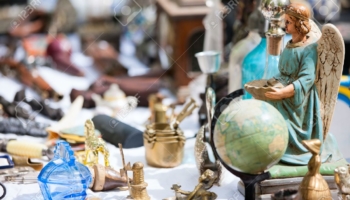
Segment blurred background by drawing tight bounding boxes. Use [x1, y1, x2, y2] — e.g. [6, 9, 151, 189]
[0, 0, 349, 158]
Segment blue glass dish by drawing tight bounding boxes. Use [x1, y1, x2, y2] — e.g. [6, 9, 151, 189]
[38, 141, 91, 200]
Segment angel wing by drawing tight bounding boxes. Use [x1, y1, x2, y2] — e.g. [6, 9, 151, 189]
[315, 24, 345, 140]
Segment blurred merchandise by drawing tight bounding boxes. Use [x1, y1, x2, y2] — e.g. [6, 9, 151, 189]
[0, 118, 49, 137]
[92, 84, 138, 117]
[14, 88, 64, 120]
[48, 0, 77, 34]
[46, 96, 84, 141]
[84, 40, 127, 76]
[0, 139, 53, 159]
[88, 164, 129, 191]
[156, 0, 210, 86]
[92, 115, 143, 149]
[46, 35, 85, 77]
[0, 58, 63, 100]
[11, 155, 43, 171]
[38, 140, 91, 200]
[83, 119, 110, 167]
[203, 0, 223, 53]
[0, 155, 14, 169]
[70, 75, 162, 108]
[228, 5, 264, 93]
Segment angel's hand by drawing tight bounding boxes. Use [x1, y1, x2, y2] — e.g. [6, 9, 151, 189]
[265, 84, 295, 100]
[265, 87, 285, 100]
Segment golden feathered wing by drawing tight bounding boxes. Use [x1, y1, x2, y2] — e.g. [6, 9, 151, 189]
[315, 24, 345, 139]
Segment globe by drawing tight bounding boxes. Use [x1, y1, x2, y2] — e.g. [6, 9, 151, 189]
[213, 99, 288, 174]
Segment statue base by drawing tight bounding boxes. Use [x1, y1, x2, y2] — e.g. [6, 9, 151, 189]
[237, 176, 339, 199]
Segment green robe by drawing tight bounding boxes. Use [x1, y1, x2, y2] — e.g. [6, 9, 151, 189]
[269, 41, 325, 165]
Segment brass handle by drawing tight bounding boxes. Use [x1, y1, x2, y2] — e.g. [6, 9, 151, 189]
[171, 98, 198, 129]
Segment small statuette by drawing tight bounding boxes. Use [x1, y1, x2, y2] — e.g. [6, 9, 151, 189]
[119, 144, 150, 200]
[84, 119, 110, 167]
[170, 169, 217, 200]
[127, 162, 150, 200]
[335, 165, 350, 199]
[298, 139, 332, 199]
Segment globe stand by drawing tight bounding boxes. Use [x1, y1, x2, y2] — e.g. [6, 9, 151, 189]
[209, 89, 271, 200]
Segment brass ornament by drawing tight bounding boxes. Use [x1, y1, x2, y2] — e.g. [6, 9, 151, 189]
[144, 98, 198, 168]
[298, 139, 332, 199]
[194, 126, 222, 185]
[334, 165, 350, 199]
[119, 144, 150, 200]
[170, 169, 217, 200]
[84, 119, 110, 167]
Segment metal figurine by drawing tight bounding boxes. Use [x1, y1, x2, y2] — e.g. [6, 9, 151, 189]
[298, 139, 332, 199]
[119, 143, 150, 200]
[84, 119, 110, 167]
[128, 162, 150, 200]
[334, 165, 350, 199]
[195, 87, 222, 185]
[171, 169, 217, 200]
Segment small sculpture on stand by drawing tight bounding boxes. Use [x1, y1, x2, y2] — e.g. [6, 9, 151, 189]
[84, 119, 110, 167]
[298, 139, 332, 199]
[119, 144, 150, 200]
[335, 165, 350, 199]
[170, 169, 217, 200]
[195, 88, 222, 185]
[194, 51, 223, 185]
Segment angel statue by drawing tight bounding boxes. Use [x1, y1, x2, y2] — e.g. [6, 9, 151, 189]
[246, 3, 345, 165]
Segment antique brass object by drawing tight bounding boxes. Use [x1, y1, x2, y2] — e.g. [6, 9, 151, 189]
[170, 169, 217, 200]
[119, 144, 150, 200]
[87, 164, 129, 192]
[298, 139, 332, 199]
[170, 98, 197, 129]
[144, 123, 186, 168]
[144, 98, 198, 168]
[84, 119, 110, 167]
[334, 165, 350, 199]
[148, 93, 175, 124]
[195, 87, 223, 185]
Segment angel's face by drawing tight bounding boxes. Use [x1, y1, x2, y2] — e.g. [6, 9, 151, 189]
[285, 14, 296, 34]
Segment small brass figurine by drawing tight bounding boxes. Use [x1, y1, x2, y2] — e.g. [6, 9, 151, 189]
[119, 144, 150, 200]
[195, 126, 222, 185]
[195, 87, 222, 185]
[171, 169, 217, 200]
[298, 139, 332, 199]
[335, 165, 350, 199]
[84, 119, 110, 167]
